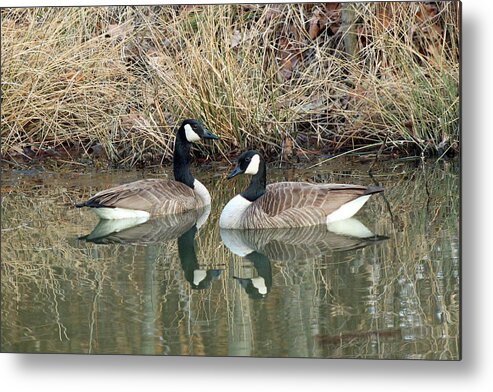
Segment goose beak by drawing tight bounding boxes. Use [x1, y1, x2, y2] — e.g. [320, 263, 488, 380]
[210, 269, 223, 279]
[233, 276, 250, 288]
[203, 129, 219, 140]
[227, 166, 243, 179]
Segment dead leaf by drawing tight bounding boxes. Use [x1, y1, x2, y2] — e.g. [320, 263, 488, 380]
[230, 30, 241, 48]
[59, 70, 84, 83]
[376, 3, 393, 30]
[104, 21, 133, 41]
[308, 4, 340, 40]
[298, 97, 325, 113]
[309, 8, 328, 40]
[263, 5, 283, 24]
[180, 5, 202, 16]
[277, 37, 299, 81]
[146, 50, 165, 68]
[324, 3, 341, 35]
[120, 112, 145, 133]
[281, 135, 293, 161]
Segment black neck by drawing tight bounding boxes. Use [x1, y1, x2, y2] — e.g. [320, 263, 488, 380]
[178, 226, 199, 275]
[241, 159, 267, 202]
[173, 128, 195, 188]
[246, 251, 272, 286]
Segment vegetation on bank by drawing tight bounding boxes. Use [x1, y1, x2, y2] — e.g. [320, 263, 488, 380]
[1, 3, 460, 167]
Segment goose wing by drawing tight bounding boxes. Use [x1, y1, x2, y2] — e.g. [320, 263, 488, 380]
[79, 179, 198, 215]
[243, 182, 380, 228]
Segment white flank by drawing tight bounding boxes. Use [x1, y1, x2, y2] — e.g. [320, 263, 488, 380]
[93, 207, 150, 220]
[219, 195, 252, 229]
[244, 154, 260, 175]
[326, 195, 371, 223]
[193, 179, 211, 206]
[326, 217, 375, 238]
[251, 277, 267, 295]
[220, 228, 255, 257]
[193, 269, 207, 286]
[184, 124, 201, 142]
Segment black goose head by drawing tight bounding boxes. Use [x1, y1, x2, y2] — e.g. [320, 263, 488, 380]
[227, 150, 263, 179]
[177, 119, 219, 143]
[233, 251, 272, 299]
[227, 150, 266, 202]
[173, 119, 218, 188]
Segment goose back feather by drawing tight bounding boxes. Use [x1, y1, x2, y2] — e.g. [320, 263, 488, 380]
[78, 178, 204, 216]
[239, 182, 382, 229]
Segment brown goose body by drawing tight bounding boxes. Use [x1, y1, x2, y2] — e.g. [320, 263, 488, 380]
[235, 182, 382, 229]
[76, 119, 218, 219]
[219, 151, 384, 229]
[80, 178, 208, 217]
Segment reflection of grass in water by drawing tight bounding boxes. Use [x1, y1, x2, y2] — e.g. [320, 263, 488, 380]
[305, 160, 460, 359]
[1, 178, 228, 354]
[1, 160, 459, 358]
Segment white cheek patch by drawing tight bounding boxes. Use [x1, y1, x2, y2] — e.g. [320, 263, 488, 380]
[251, 277, 267, 295]
[244, 154, 260, 175]
[193, 269, 207, 286]
[184, 124, 201, 142]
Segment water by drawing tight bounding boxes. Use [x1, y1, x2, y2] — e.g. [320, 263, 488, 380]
[1, 158, 460, 359]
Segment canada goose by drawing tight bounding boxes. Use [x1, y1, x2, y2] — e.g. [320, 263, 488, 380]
[76, 119, 218, 219]
[79, 205, 210, 244]
[219, 150, 384, 229]
[222, 219, 387, 299]
[221, 218, 387, 263]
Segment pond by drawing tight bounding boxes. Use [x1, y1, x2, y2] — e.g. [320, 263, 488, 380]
[1, 157, 460, 359]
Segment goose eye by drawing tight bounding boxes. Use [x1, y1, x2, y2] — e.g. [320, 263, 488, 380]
[245, 158, 251, 162]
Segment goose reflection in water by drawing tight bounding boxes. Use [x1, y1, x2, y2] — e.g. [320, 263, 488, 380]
[177, 225, 223, 290]
[79, 205, 223, 289]
[221, 218, 388, 299]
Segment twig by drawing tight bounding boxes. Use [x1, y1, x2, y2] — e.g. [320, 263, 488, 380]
[307, 142, 383, 170]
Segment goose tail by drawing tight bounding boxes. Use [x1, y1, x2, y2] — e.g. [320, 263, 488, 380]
[364, 185, 384, 196]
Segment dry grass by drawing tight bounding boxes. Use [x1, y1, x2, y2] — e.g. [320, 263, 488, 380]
[1, 3, 460, 167]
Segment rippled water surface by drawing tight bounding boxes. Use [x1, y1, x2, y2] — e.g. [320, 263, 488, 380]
[1, 158, 460, 359]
